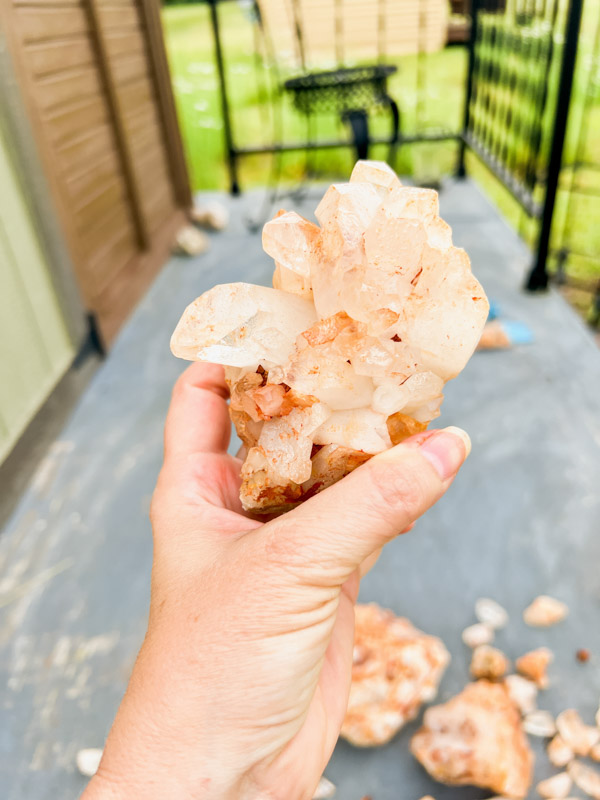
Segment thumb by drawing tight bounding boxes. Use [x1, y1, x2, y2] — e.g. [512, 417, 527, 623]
[264, 427, 471, 580]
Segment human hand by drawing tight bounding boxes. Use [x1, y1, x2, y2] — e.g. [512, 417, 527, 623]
[82, 362, 470, 800]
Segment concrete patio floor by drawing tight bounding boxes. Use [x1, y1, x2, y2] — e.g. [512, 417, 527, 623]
[1, 179, 599, 799]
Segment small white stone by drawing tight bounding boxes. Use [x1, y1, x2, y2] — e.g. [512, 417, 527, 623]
[547, 734, 575, 768]
[556, 709, 600, 757]
[536, 772, 572, 799]
[568, 760, 600, 799]
[523, 596, 569, 627]
[312, 776, 336, 799]
[505, 674, 538, 716]
[475, 598, 509, 629]
[523, 710, 557, 738]
[462, 622, 494, 648]
[76, 748, 103, 777]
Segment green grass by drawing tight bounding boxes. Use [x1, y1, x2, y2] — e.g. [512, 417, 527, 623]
[162, 3, 467, 190]
[163, 3, 600, 322]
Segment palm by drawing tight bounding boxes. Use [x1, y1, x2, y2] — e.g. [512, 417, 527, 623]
[174, 446, 356, 796]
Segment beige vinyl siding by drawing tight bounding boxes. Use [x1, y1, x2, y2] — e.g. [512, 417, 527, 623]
[0, 127, 75, 464]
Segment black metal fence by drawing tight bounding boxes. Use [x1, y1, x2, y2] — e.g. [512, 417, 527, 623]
[196, 0, 599, 323]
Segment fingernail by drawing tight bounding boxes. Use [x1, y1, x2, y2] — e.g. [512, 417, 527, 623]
[419, 426, 471, 481]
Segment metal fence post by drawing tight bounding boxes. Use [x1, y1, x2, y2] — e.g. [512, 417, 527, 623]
[208, 0, 240, 195]
[525, 0, 584, 290]
[457, 0, 482, 178]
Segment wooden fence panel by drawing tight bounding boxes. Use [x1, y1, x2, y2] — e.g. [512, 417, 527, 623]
[2, 0, 190, 348]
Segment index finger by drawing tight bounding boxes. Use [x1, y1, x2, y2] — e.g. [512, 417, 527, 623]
[164, 362, 231, 459]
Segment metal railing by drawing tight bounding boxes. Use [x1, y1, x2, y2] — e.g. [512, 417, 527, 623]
[195, 0, 599, 320]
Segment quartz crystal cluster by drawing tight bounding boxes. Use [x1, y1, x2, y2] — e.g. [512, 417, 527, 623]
[171, 161, 489, 513]
[342, 603, 449, 747]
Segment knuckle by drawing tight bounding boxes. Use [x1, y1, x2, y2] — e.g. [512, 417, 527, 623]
[368, 457, 429, 521]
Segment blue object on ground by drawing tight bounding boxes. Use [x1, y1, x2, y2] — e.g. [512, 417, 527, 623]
[503, 319, 534, 345]
[487, 300, 502, 320]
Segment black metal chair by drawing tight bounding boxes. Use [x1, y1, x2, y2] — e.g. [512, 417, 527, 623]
[238, 0, 401, 226]
[257, 0, 401, 165]
[283, 64, 400, 164]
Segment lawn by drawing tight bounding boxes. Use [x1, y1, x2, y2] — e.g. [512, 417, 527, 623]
[162, 2, 468, 190]
[162, 2, 599, 321]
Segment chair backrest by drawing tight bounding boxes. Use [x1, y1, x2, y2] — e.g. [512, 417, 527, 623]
[256, 0, 449, 71]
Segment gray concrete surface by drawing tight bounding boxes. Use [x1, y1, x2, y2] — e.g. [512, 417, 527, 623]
[1, 180, 599, 799]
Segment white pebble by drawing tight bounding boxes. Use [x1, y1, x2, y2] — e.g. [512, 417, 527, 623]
[536, 772, 572, 799]
[475, 598, 508, 629]
[76, 748, 103, 777]
[462, 622, 494, 648]
[523, 710, 557, 738]
[312, 776, 336, 799]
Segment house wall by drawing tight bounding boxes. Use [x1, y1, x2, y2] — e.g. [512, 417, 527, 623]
[0, 127, 76, 464]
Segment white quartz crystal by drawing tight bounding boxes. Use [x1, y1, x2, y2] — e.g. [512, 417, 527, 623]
[171, 161, 489, 512]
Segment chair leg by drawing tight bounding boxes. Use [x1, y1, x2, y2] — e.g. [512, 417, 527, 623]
[342, 109, 370, 161]
[386, 95, 400, 167]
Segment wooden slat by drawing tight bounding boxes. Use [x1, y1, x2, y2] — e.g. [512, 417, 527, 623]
[46, 96, 107, 147]
[28, 37, 95, 77]
[73, 178, 126, 234]
[79, 199, 133, 260]
[123, 102, 158, 137]
[16, 7, 88, 43]
[90, 209, 185, 346]
[86, 226, 137, 299]
[65, 149, 121, 206]
[110, 51, 147, 85]
[116, 76, 152, 114]
[143, 181, 174, 226]
[97, 4, 139, 29]
[38, 67, 102, 111]
[103, 28, 144, 59]
[57, 122, 114, 173]
[13, 0, 81, 5]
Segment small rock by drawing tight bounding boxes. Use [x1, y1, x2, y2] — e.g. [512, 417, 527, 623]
[312, 776, 336, 799]
[556, 709, 600, 757]
[576, 648, 590, 663]
[190, 200, 229, 231]
[173, 225, 210, 256]
[536, 772, 572, 799]
[523, 596, 568, 627]
[516, 648, 553, 688]
[523, 710, 557, 738]
[568, 760, 600, 799]
[462, 622, 494, 649]
[547, 734, 575, 768]
[76, 748, 103, 777]
[475, 598, 509, 629]
[471, 645, 510, 681]
[505, 674, 538, 716]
